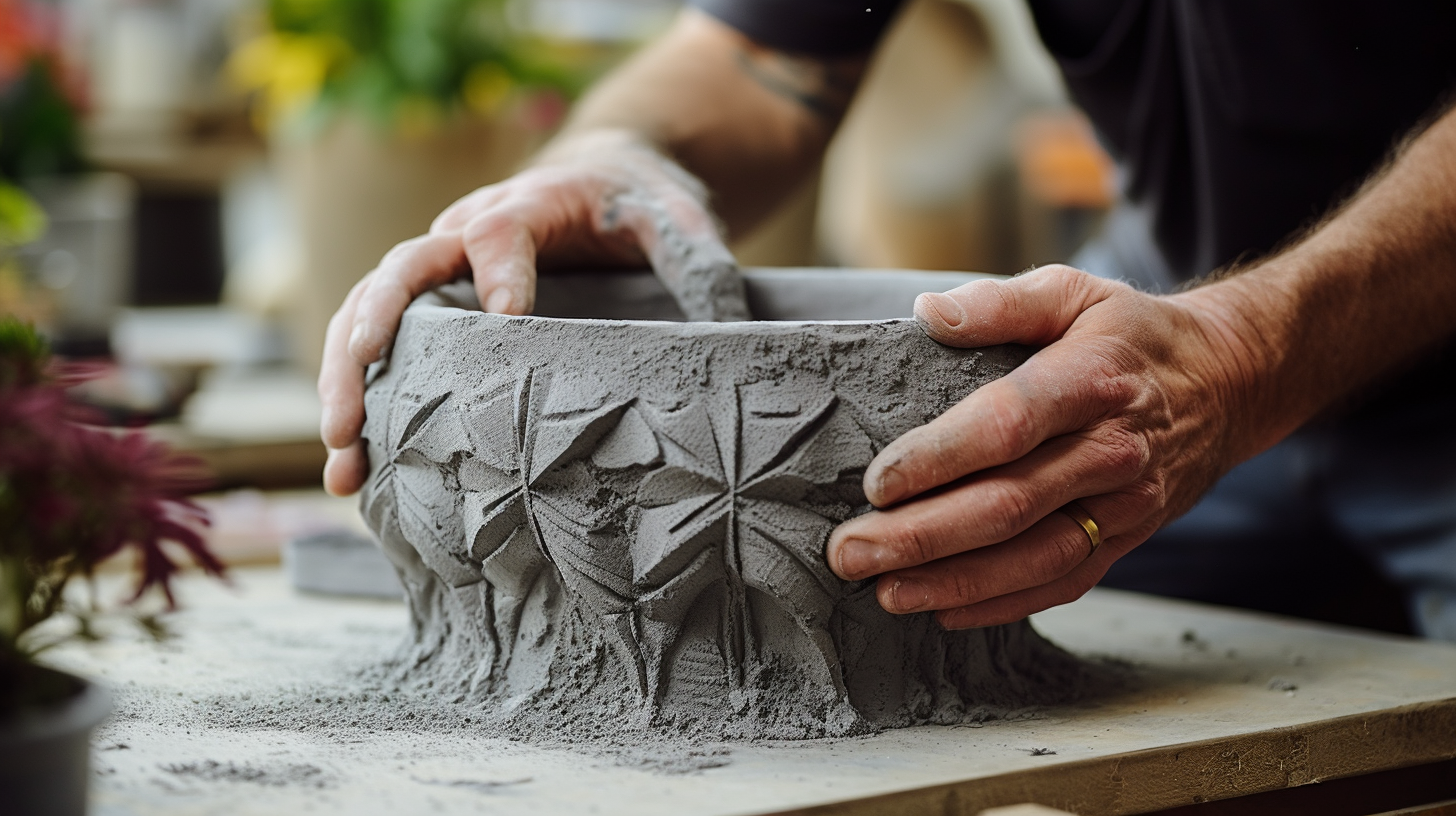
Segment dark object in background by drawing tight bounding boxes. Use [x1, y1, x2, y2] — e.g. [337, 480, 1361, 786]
[131, 188, 225, 306]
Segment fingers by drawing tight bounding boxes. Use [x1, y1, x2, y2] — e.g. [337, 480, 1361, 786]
[873, 505, 1106, 615]
[830, 427, 1154, 580]
[914, 264, 1116, 348]
[319, 274, 373, 451]
[864, 332, 1143, 507]
[460, 193, 558, 318]
[349, 233, 472, 365]
[320, 232, 473, 496]
[438, 183, 542, 315]
[867, 266, 1129, 510]
[323, 441, 370, 498]
[874, 489, 1164, 616]
[431, 185, 509, 233]
[932, 541, 1130, 629]
[319, 276, 380, 496]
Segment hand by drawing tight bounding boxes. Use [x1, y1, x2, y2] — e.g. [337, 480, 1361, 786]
[825, 265, 1264, 629]
[317, 131, 748, 496]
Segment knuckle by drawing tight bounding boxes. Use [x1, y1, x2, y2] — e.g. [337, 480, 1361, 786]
[890, 519, 942, 566]
[1050, 577, 1095, 608]
[984, 482, 1039, 541]
[984, 398, 1036, 461]
[1044, 530, 1089, 572]
[325, 305, 350, 335]
[990, 280, 1020, 319]
[1097, 426, 1151, 480]
[1123, 476, 1168, 516]
[380, 235, 428, 266]
[945, 569, 986, 606]
[1089, 371, 1139, 407]
[1042, 263, 1086, 297]
[461, 209, 519, 244]
[433, 185, 494, 230]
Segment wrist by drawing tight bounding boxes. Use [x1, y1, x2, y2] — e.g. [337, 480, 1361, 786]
[1167, 268, 1303, 466]
[536, 127, 656, 167]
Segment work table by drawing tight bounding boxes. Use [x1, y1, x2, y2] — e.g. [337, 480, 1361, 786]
[47, 568, 1456, 815]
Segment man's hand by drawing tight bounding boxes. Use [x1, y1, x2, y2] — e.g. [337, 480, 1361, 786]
[317, 133, 742, 496]
[317, 10, 857, 497]
[823, 103, 1456, 629]
[825, 265, 1266, 629]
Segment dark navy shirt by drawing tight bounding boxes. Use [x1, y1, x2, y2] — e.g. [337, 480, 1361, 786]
[691, 0, 1456, 283]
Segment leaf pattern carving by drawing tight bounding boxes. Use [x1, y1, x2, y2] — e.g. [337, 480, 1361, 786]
[390, 370, 634, 674]
[382, 367, 875, 710]
[629, 380, 874, 698]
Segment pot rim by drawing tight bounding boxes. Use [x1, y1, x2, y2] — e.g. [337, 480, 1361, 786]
[0, 664, 111, 746]
[417, 267, 1005, 328]
[416, 297, 921, 330]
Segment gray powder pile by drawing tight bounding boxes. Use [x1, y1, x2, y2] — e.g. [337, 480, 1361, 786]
[356, 285, 1105, 743]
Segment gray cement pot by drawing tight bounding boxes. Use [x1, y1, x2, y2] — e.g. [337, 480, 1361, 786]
[359, 268, 1094, 739]
[0, 665, 111, 816]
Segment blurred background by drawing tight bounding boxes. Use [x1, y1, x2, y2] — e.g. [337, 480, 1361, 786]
[0, 0, 1112, 567]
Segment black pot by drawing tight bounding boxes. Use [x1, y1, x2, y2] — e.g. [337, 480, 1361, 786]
[0, 664, 111, 816]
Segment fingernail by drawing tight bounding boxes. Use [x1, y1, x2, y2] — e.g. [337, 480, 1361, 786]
[834, 536, 882, 580]
[871, 465, 907, 507]
[888, 577, 930, 613]
[920, 293, 966, 329]
[485, 288, 514, 314]
[323, 449, 344, 496]
[349, 322, 377, 358]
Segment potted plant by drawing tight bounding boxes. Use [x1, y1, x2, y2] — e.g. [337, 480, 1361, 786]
[0, 310, 226, 815]
[228, 0, 591, 370]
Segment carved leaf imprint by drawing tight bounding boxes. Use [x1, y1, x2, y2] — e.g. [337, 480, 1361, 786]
[384, 366, 876, 711]
[388, 370, 636, 675]
[628, 380, 874, 700]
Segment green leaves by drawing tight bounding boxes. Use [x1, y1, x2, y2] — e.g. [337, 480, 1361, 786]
[0, 314, 49, 388]
[259, 0, 582, 131]
[0, 180, 45, 249]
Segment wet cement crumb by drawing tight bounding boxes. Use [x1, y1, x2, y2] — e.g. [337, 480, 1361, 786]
[1180, 629, 1210, 651]
[412, 776, 533, 793]
[1267, 677, 1298, 692]
[160, 760, 330, 789]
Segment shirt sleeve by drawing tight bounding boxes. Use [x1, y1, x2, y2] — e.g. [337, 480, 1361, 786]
[687, 0, 906, 56]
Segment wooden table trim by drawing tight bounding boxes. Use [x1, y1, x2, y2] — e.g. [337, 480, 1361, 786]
[773, 697, 1456, 816]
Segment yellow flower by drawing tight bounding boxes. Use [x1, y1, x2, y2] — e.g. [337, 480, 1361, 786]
[463, 62, 514, 116]
[228, 32, 351, 129]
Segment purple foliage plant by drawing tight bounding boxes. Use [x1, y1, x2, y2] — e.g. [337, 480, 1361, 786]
[0, 317, 225, 689]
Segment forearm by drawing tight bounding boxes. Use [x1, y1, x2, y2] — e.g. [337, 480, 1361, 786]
[537, 10, 865, 237]
[1178, 105, 1456, 464]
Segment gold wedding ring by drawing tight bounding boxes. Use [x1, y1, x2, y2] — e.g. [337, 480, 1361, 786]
[1058, 501, 1101, 558]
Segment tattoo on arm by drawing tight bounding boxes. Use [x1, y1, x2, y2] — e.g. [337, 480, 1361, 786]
[734, 46, 866, 121]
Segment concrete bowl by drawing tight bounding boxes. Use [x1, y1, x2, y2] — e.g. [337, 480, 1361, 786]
[358, 268, 1092, 739]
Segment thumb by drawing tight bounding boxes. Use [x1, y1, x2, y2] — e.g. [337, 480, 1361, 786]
[914, 265, 1114, 348]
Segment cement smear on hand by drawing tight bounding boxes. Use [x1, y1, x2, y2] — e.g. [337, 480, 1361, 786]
[359, 286, 1099, 742]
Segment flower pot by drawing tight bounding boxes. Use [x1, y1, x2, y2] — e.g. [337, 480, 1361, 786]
[358, 270, 1095, 740]
[0, 664, 112, 816]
